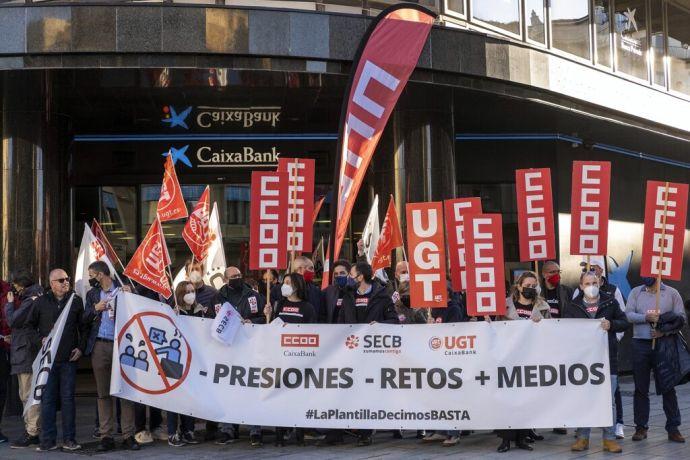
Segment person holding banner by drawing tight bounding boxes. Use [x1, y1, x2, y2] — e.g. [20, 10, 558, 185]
[626, 278, 686, 443]
[24, 269, 87, 452]
[320, 260, 351, 324]
[287, 256, 323, 320]
[564, 271, 629, 453]
[392, 282, 427, 324]
[5, 269, 43, 449]
[496, 271, 550, 453]
[185, 259, 218, 313]
[540, 261, 573, 319]
[83, 261, 140, 452]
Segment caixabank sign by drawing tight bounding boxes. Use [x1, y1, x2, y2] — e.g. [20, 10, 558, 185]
[162, 105, 281, 131]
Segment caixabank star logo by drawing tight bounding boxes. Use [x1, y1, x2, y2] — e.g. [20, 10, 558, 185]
[162, 105, 192, 129]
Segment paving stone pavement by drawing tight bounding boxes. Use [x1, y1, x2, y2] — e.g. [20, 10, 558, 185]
[1, 375, 688, 458]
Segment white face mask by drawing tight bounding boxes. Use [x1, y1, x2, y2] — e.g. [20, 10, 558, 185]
[189, 271, 203, 284]
[398, 273, 410, 283]
[183, 293, 196, 306]
[584, 285, 599, 299]
[281, 284, 294, 298]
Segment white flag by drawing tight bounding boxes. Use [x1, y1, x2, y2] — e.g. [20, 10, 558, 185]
[211, 302, 242, 346]
[173, 202, 227, 291]
[75, 224, 120, 300]
[25, 294, 74, 415]
[362, 195, 380, 264]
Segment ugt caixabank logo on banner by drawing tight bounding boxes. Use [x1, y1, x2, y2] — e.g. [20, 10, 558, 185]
[117, 310, 192, 395]
[344, 334, 402, 355]
[428, 334, 478, 356]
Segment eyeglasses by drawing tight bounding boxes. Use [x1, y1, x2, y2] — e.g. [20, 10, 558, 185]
[51, 277, 70, 284]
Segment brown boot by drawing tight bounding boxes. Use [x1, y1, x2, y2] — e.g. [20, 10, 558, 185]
[632, 428, 647, 441]
[668, 431, 685, 443]
[570, 438, 589, 451]
[603, 440, 622, 453]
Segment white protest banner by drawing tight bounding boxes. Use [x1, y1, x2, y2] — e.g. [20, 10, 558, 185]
[25, 294, 74, 415]
[112, 292, 612, 430]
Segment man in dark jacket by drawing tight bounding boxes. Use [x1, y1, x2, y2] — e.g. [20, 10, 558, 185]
[5, 269, 43, 449]
[272, 256, 323, 320]
[564, 271, 630, 454]
[541, 260, 573, 319]
[184, 259, 218, 311]
[25, 269, 87, 451]
[320, 260, 351, 324]
[82, 261, 139, 452]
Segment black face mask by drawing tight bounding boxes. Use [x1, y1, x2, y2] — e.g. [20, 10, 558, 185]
[89, 277, 101, 289]
[228, 278, 243, 290]
[521, 287, 537, 300]
[400, 295, 411, 308]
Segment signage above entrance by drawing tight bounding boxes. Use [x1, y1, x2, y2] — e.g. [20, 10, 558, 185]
[162, 105, 282, 131]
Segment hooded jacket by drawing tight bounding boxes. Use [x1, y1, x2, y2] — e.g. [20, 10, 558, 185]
[337, 283, 398, 324]
[5, 283, 43, 374]
[215, 282, 267, 324]
[503, 296, 551, 321]
[563, 291, 630, 374]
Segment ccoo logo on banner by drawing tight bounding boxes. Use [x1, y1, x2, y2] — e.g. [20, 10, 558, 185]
[111, 292, 613, 430]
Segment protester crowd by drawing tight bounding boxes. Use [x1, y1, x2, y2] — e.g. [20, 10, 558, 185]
[0, 244, 688, 454]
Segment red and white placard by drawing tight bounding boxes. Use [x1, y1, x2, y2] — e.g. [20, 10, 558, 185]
[444, 198, 482, 292]
[249, 172, 289, 270]
[640, 181, 689, 281]
[406, 202, 448, 308]
[464, 214, 506, 317]
[570, 161, 611, 256]
[278, 158, 315, 253]
[515, 168, 556, 261]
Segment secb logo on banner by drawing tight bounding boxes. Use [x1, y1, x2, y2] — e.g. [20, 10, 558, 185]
[117, 311, 192, 395]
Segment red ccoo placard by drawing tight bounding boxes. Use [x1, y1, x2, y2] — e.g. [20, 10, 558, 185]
[249, 172, 289, 270]
[406, 202, 448, 308]
[515, 168, 556, 261]
[464, 214, 506, 317]
[278, 158, 316, 254]
[570, 161, 611, 256]
[444, 197, 482, 292]
[640, 181, 689, 281]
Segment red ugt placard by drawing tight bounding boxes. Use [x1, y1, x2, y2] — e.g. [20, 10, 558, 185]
[249, 172, 289, 270]
[515, 168, 556, 261]
[444, 198, 482, 292]
[278, 158, 315, 253]
[640, 181, 689, 281]
[464, 214, 506, 317]
[570, 161, 611, 256]
[406, 202, 448, 308]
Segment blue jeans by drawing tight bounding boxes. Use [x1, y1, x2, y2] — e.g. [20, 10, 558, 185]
[40, 361, 77, 444]
[632, 338, 681, 433]
[167, 412, 195, 436]
[576, 374, 617, 441]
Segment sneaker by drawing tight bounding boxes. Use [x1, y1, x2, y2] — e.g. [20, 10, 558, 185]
[168, 433, 186, 447]
[250, 434, 263, 447]
[615, 423, 625, 439]
[215, 432, 235, 445]
[62, 440, 82, 451]
[122, 436, 141, 451]
[442, 436, 460, 447]
[96, 436, 115, 452]
[182, 430, 199, 445]
[135, 430, 153, 445]
[151, 426, 168, 441]
[0, 431, 8, 443]
[422, 432, 447, 442]
[10, 433, 40, 449]
[36, 442, 58, 452]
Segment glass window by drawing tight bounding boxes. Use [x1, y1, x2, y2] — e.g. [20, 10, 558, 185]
[445, 0, 465, 16]
[668, 2, 690, 95]
[100, 187, 137, 263]
[525, 0, 546, 44]
[650, 0, 665, 86]
[551, 0, 592, 60]
[614, 0, 648, 80]
[471, 0, 520, 36]
[594, 0, 612, 67]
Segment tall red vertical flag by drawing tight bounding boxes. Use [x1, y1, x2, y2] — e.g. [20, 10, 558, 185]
[515, 168, 556, 261]
[182, 186, 211, 261]
[371, 196, 404, 272]
[640, 181, 688, 281]
[278, 158, 316, 254]
[444, 197, 482, 292]
[124, 218, 172, 298]
[570, 161, 611, 256]
[329, 5, 435, 265]
[464, 214, 506, 317]
[406, 202, 448, 308]
[158, 155, 188, 222]
[249, 172, 289, 271]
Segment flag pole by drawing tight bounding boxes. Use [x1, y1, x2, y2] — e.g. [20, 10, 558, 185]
[165, 264, 180, 314]
[653, 181, 670, 350]
[290, 158, 299, 267]
[265, 269, 272, 323]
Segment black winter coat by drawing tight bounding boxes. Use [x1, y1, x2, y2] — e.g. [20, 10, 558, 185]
[5, 284, 43, 374]
[337, 284, 398, 324]
[215, 283, 266, 324]
[563, 292, 630, 374]
[651, 311, 690, 394]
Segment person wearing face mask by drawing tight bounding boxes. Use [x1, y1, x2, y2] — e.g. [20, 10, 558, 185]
[540, 260, 573, 319]
[279, 256, 323, 321]
[564, 271, 630, 453]
[392, 282, 427, 324]
[184, 259, 218, 315]
[261, 269, 279, 296]
[5, 269, 43, 449]
[82, 261, 139, 452]
[625, 276, 686, 444]
[320, 260, 352, 324]
[495, 271, 550, 453]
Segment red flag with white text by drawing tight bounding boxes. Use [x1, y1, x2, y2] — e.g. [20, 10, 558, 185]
[570, 161, 611, 256]
[640, 181, 689, 281]
[91, 219, 121, 269]
[158, 155, 188, 222]
[515, 168, 556, 261]
[249, 171, 289, 270]
[182, 186, 211, 261]
[124, 218, 172, 298]
[372, 196, 404, 272]
[444, 198, 482, 292]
